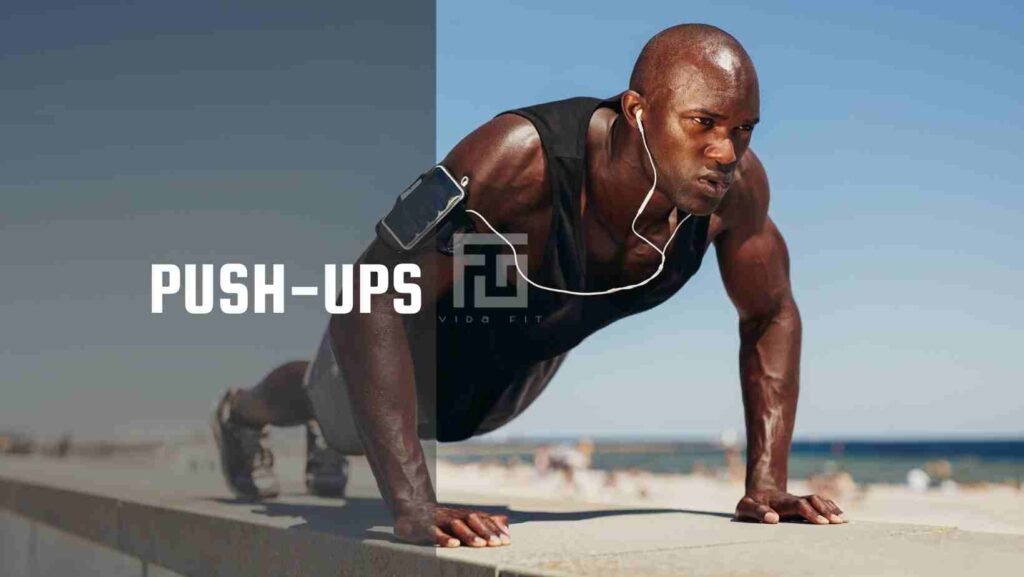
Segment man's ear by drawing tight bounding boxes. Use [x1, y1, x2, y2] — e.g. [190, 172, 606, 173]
[620, 90, 645, 130]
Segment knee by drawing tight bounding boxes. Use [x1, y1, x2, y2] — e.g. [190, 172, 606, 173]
[268, 360, 308, 381]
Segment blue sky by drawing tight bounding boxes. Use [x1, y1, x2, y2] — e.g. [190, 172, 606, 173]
[0, 1, 435, 440]
[438, 0, 1024, 438]
[0, 1, 1020, 441]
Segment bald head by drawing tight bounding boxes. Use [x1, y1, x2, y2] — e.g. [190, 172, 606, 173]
[615, 25, 760, 217]
[629, 24, 757, 102]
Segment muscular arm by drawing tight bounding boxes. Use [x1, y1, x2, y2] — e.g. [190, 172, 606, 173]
[328, 113, 546, 546]
[714, 152, 845, 524]
[329, 239, 441, 522]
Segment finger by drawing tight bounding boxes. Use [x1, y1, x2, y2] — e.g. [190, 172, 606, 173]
[818, 498, 844, 524]
[449, 519, 487, 547]
[794, 499, 829, 525]
[735, 498, 779, 524]
[827, 499, 845, 516]
[491, 514, 512, 535]
[468, 514, 505, 545]
[481, 516, 511, 545]
[821, 499, 839, 516]
[431, 526, 460, 548]
[476, 513, 505, 544]
[809, 495, 843, 524]
[466, 514, 502, 546]
[479, 516, 512, 545]
[826, 500, 847, 522]
[807, 495, 840, 524]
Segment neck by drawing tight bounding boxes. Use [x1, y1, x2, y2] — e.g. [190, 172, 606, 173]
[588, 110, 677, 244]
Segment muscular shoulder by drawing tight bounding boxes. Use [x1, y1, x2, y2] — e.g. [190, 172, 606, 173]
[439, 113, 550, 228]
[713, 148, 770, 238]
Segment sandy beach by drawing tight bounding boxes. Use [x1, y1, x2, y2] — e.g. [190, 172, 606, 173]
[436, 459, 1024, 536]
[10, 433, 1023, 537]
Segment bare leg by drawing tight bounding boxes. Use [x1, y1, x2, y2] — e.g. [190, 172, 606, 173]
[228, 361, 314, 428]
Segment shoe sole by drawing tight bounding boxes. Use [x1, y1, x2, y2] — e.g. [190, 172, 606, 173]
[306, 476, 348, 499]
[209, 394, 279, 500]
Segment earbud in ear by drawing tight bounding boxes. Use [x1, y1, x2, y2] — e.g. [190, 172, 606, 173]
[636, 109, 643, 122]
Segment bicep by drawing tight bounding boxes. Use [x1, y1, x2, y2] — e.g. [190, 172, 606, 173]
[715, 215, 794, 322]
[348, 113, 544, 309]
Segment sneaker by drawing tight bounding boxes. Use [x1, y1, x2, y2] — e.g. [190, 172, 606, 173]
[210, 389, 280, 499]
[304, 419, 349, 498]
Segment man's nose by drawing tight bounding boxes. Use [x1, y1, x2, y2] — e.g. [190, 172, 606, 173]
[706, 136, 737, 167]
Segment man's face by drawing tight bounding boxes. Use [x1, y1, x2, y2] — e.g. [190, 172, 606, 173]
[642, 59, 760, 215]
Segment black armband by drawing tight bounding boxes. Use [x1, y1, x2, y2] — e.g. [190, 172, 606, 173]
[376, 165, 468, 253]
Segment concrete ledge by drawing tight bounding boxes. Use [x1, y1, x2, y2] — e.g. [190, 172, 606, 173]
[2, 510, 152, 577]
[0, 458, 484, 577]
[2, 456, 1023, 576]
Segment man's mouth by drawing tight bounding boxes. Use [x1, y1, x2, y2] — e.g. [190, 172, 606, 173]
[696, 175, 730, 198]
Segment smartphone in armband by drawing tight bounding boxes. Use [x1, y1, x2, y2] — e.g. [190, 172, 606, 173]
[376, 165, 467, 253]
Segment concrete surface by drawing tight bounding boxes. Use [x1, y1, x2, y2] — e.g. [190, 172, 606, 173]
[0, 508, 187, 577]
[1, 455, 1022, 576]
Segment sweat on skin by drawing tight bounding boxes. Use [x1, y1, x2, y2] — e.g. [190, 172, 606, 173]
[220, 23, 846, 550]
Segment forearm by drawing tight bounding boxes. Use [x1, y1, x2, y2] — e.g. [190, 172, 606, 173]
[330, 309, 435, 518]
[738, 299, 802, 493]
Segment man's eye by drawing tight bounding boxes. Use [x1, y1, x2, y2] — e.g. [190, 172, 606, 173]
[738, 124, 755, 132]
[692, 117, 714, 127]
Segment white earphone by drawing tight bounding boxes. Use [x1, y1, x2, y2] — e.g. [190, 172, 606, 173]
[463, 105, 691, 297]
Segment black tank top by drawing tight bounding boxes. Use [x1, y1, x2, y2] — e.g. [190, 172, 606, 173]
[425, 95, 711, 442]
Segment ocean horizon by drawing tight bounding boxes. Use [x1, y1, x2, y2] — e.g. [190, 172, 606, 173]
[442, 437, 1024, 485]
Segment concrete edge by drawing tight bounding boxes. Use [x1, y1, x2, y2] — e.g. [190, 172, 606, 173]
[0, 474, 550, 577]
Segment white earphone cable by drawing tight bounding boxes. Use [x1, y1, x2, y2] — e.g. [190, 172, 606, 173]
[463, 109, 691, 296]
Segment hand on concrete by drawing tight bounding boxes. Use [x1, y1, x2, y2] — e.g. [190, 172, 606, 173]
[394, 504, 512, 548]
[735, 490, 846, 525]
